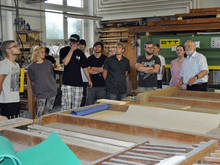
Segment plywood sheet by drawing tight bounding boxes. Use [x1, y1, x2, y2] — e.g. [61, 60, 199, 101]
[106, 105, 220, 135]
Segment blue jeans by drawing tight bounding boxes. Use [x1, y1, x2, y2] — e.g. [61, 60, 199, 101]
[108, 93, 127, 101]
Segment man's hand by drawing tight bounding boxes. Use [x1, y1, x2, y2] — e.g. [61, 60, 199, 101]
[88, 80, 93, 88]
[70, 44, 77, 51]
[177, 77, 183, 88]
[188, 76, 197, 86]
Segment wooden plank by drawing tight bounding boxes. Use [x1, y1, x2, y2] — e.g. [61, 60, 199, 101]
[28, 124, 135, 148]
[204, 157, 220, 163]
[97, 99, 128, 105]
[100, 37, 128, 40]
[99, 30, 127, 33]
[0, 118, 33, 131]
[175, 90, 220, 100]
[176, 11, 220, 18]
[118, 154, 160, 162]
[148, 95, 220, 109]
[130, 22, 220, 33]
[179, 140, 218, 165]
[190, 8, 220, 13]
[132, 148, 181, 155]
[0, 116, 7, 122]
[27, 74, 37, 119]
[148, 17, 220, 26]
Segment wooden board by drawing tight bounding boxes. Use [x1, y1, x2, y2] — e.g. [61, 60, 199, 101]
[0, 118, 33, 131]
[0, 115, 7, 122]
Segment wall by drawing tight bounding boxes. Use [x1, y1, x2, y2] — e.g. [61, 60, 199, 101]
[199, 0, 220, 8]
[95, 0, 220, 21]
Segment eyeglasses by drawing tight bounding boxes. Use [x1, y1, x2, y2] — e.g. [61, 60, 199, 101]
[7, 44, 19, 49]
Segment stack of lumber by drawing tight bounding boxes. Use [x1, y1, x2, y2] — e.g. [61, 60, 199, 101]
[130, 8, 220, 33]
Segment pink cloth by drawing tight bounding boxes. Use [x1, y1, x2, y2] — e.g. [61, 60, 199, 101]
[169, 59, 186, 89]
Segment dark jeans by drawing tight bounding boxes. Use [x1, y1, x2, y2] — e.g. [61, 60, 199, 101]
[107, 92, 127, 101]
[80, 82, 88, 107]
[87, 87, 106, 105]
[0, 102, 20, 119]
[187, 83, 207, 91]
[157, 80, 162, 88]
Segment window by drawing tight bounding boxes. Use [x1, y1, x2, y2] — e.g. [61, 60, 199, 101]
[45, 0, 63, 5]
[67, 18, 83, 38]
[45, 11, 64, 40]
[67, 0, 83, 8]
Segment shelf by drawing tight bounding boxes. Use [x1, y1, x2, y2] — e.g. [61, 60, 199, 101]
[99, 30, 127, 33]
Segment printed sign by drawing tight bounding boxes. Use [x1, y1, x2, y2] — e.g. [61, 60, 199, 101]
[160, 39, 180, 48]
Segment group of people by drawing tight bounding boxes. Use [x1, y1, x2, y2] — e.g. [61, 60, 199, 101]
[59, 34, 130, 111]
[0, 34, 209, 119]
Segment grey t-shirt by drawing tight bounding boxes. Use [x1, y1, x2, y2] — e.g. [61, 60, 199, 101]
[28, 60, 57, 99]
[0, 58, 20, 103]
[136, 55, 161, 87]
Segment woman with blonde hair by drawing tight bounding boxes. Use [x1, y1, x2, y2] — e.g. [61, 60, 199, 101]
[28, 46, 57, 118]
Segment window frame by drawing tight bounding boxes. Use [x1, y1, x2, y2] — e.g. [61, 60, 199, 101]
[45, 0, 86, 42]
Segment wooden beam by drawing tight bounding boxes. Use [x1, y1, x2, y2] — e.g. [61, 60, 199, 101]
[176, 11, 220, 18]
[190, 8, 220, 13]
[130, 22, 220, 33]
[27, 74, 37, 119]
[148, 18, 220, 27]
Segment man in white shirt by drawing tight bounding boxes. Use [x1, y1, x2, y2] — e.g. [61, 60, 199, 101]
[79, 39, 89, 106]
[178, 40, 208, 91]
[0, 40, 21, 118]
[153, 44, 166, 88]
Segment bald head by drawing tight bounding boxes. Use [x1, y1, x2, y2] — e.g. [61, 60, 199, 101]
[185, 40, 196, 56]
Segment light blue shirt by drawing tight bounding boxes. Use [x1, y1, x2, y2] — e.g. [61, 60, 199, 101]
[180, 51, 208, 85]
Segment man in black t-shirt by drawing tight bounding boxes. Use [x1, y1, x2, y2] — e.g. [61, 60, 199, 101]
[135, 41, 161, 91]
[87, 41, 106, 105]
[59, 34, 92, 110]
[103, 42, 130, 100]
